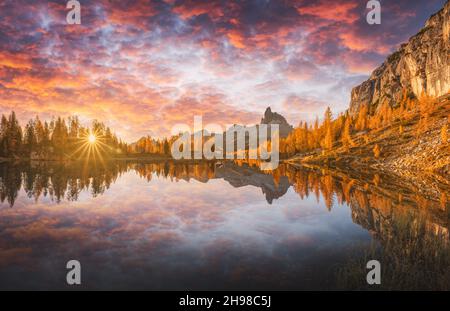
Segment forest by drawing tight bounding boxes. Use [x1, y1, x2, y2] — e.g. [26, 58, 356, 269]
[279, 90, 448, 157]
[0, 112, 128, 160]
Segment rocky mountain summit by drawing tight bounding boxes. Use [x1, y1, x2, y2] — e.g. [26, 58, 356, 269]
[349, 0, 450, 116]
[260, 107, 293, 138]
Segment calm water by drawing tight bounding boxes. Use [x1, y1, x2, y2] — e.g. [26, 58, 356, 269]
[0, 161, 448, 290]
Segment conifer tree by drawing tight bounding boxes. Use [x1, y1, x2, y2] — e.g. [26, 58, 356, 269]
[24, 120, 37, 156]
[322, 107, 333, 151]
[441, 123, 448, 145]
[341, 116, 353, 149]
[355, 105, 368, 131]
[0, 115, 8, 156]
[6, 111, 22, 156]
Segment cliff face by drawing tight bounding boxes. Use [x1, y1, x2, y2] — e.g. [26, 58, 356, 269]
[349, 1, 450, 116]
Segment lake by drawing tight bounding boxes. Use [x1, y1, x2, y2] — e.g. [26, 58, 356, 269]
[0, 161, 448, 290]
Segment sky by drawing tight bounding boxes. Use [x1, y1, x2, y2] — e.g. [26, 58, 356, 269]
[0, 0, 447, 141]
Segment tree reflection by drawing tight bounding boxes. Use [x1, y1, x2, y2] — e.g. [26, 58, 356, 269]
[0, 160, 448, 242]
[0, 160, 449, 289]
[0, 161, 130, 205]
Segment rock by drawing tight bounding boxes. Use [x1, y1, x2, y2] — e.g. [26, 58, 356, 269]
[260, 107, 294, 138]
[349, 1, 450, 116]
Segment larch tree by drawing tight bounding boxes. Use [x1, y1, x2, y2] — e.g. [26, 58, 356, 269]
[341, 116, 353, 149]
[417, 92, 435, 135]
[441, 122, 448, 145]
[321, 107, 334, 151]
[355, 105, 368, 131]
[373, 144, 381, 158]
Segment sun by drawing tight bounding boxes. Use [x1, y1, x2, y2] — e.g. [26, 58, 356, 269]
[88, 133, 97, 144]
[70, 129, 108, 167]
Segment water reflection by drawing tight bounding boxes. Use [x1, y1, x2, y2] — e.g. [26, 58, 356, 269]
[0, 160, 448, 289]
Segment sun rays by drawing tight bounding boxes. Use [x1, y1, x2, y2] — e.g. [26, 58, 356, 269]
[88, 133, 97, 144]
[69, 129, 112, 172]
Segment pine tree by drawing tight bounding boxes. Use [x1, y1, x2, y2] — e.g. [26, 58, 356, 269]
[24, 120, 37, 156]
[0, 115, 8, 156]
[6, 111, 22, 156]
[68, 116, 80, 139]
[34, 116, 45, 154]
[43, 121, 51, 151]
[52, 117, 69, 156]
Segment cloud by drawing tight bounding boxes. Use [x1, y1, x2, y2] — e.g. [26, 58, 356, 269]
[0, 0, 446, 141]
[280, 57, 320, 81]
[296, 0, 359, 23]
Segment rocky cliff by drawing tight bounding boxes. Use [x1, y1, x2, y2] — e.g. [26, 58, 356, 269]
[260, 107, 293, 138]
[349, 1, 450, 116]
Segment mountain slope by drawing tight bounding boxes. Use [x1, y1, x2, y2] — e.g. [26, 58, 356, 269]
[288, 94, 449, 193]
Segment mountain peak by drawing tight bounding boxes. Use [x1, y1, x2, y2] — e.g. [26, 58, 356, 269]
[260, 107, 293, 138]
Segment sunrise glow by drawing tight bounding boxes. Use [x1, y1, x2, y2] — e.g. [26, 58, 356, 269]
[88, 134, 97, 144]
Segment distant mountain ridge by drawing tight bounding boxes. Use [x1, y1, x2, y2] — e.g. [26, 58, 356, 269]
[349, 0, 450, 116]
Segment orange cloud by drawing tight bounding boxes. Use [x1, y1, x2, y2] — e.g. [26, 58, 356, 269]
[339, 31, 391, 54]
[0, 52, 33, 70]
[173, 1, 224, 20]
[227, 30, 246, 49]
[297, 0, 359, 23]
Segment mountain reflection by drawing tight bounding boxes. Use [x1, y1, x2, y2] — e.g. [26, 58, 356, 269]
[1, 160, 448, 240]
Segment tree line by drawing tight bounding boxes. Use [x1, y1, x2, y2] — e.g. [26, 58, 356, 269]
[2, 90, 447, 161]
[129, 136, 173, 156]
[0, 112, 128, 159]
